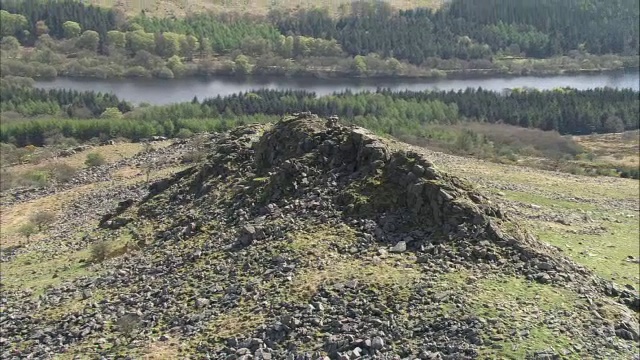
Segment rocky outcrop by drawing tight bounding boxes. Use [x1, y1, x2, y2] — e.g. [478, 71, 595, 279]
[1, 115, 638, 359]
[250, 117, 636, 301]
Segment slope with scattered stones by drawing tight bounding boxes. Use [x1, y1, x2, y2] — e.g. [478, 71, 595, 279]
[1, 115, 638, 359]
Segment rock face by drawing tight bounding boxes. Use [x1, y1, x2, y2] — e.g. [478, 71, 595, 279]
[1, 115, 638, 359]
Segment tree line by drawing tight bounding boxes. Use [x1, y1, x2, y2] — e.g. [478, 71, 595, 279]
[2, 82, 638, 146]
[191, 87, 639, 135]
[270, 0, 639, 65]
[0, 0, 117, 50]
[447, 0, 639, 56]
[1, 0, 637, 68]
[0, 76, 132, 118]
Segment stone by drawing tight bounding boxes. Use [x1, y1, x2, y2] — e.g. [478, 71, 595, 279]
[536, 273, 552, 284]
[81, 289, 93, 300]
[371, 336, 384, 350]
[412, 164, 426, 176]
[537, 262, 554, 271]
[236, 348, 250, 355]
[195, 298, 210, 308]
[255, 348, 271, 359]
[390, 241, 407, 253]
[312, 302, 325, 312]
[352, 347, 362, 357]
[615, 327, 639, 341]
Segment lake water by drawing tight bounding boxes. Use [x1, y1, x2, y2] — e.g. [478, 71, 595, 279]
[34, 71, 640, 105]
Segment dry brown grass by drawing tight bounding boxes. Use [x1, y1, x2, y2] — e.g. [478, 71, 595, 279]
[0, 183, 98, 247]
[209, 309, 267, 340]
[574, 130, 640, 168]
[89, 0, 444, 17]
[6, 141, 171, 176]
[1, 139, 186, 248]
[114, 165, 143, 180]
[141, 339, 182, 360]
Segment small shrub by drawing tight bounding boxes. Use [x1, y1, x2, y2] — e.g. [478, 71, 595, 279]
[47, 163, 78, 183]
[29, 210, 56, 230]
[28, 148, 56, 165]
[595, 168, 619, 177]
[124, 66, 151, 78]
[566, 165, 587, 176]
[576, 152, 596, 161]
[0, 168, 15, 190]
[18, 222, 38, 240]
[176, 128, 194, 139]
[602, 116, 625, 133]
[0, 143, 19, 165]
[621, 131, 639, 141]
[85, 152, 106, 167]
[618, 167, 640, 179]
[155, 67, 174, 79]
[182, 150, 206, 164]
[101, 107, 123, 119]
[144, 162, 155, 183]
[21, 170, 49, 188]
[90, 241, 111, 262]
[497, 146, 518, 162]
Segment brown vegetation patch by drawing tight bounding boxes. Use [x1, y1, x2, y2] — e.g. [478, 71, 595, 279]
[142, 338, 183, 360]
[574, 130, 640, 168]
[114, 166, 143, 180]
[0, 183, 97, 247]
[97, 0, 444, 17]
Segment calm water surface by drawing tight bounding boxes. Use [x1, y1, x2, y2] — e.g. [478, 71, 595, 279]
[34, 71, 640, 105]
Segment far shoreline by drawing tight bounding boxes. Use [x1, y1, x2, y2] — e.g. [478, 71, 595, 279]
[29, 65, 640, 84]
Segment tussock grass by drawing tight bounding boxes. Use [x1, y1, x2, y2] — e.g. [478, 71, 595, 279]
[574, 130, 640, 168]
[208, 308, 267, 340]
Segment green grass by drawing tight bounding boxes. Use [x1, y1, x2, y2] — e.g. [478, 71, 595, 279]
[1, 232, 133, 297]
[469, 276, 582, 359]
[439, 159, 639, 201]
[534, 218, 640, 291]
[501, 190, 598, 211]
[434, 153, 640, 293]
[280, 224, 423, 302]
[1, 248, 95, 296]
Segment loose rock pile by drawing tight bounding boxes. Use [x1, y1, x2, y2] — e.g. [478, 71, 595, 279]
[1, 138, 195, 206]
[1, 116, 638, 359]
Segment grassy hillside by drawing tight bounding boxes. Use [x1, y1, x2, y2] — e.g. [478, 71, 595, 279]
[1, 117, 638, 358]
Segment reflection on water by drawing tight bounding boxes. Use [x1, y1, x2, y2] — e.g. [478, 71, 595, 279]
[34, 71, 640, 105]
